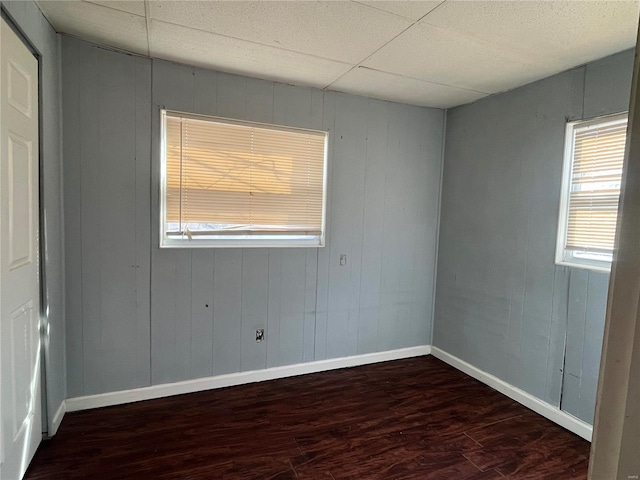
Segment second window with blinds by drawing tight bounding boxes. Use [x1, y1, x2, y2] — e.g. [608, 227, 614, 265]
[556, 112, 628, 271]
[160, 110, 328, 248]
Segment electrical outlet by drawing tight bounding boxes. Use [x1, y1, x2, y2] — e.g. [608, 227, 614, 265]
[256, 329, 265, 343]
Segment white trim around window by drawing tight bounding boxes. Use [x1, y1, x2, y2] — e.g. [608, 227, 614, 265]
[556, 112, 628, 272]
[160, 110, 329, 248]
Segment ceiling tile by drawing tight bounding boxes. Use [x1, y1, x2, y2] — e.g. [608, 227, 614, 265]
[34, 0, 640, 109]
[147, 1, 412, 64]
[148, 20, 352, 90]
[38, 1, 149, 55]
[421, 0, 640, 66]
[354, 0, 444, 21]
[329, 67, 487, 109]
[82, 0, 145, 17]
[363, 23, 564, 94]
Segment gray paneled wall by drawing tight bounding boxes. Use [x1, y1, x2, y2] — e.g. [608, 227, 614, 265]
[62, 40, 151, 395]
[62, 37, 444, 397]
[434, 50, 634, 425]
[1, 0, 66, 433]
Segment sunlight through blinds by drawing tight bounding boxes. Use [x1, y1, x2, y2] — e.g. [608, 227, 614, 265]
[566, 116, 628, 254]
[163, 111, 327, 244]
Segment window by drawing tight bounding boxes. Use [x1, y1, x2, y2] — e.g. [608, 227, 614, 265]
[160, 110, 328, 248]
[556, 113, 628, 271]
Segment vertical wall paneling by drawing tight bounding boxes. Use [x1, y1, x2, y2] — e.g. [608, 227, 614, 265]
[583, 50, 635, 119]
[545, 267, 570, 406]
[246, 78, 274, 124]
[62, 43, 444, 398]
[212, 249, 243, 375]
[357, 100, 388, 354]
[240, 249, 269, 372]
[134, 57, 152, 388]
[62, 38, 83, 398]
[378, 102, 408, 353]
[579, 272, 609, 423]
[78, 44, 103, 395]
[61, 39, 153, 393]
[278, 250, 307, 365]
[314, 91, 337, 362]
[505, 105, 531, 386]
[149, 251, 177, 384]
[518, 88, 566, 401]
[325, 94, 367, 359]
[266, 249, 283, 368]
[190, 251, 214, 379]
[192, 66, 217, 117]
[174, 250, 194, 380]
[420, 107, 445, 344]
[62, 40, 151, 396]
[97, 49, 148, 393]
[303, 249, 318, 363]
[216, 72, 247, 119]
[405, 106, 430, 347]
[562, 269, 589, 417]
[434, 50, 633, 425]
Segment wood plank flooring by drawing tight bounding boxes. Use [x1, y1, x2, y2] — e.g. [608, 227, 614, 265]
[25, 356, 590, 479]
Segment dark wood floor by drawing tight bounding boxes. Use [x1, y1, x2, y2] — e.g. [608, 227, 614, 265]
[25, 356, 590, 479]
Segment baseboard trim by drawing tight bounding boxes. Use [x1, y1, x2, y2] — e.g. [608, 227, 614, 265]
[62, 344, 594, 442]
[50, 400, 66, 436]
[66, 345, 432, 412]
[430, 346, 593, 441]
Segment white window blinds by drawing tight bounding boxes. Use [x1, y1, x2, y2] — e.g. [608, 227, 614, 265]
[557, 113, 628, 269]
[161, 111, 328, 247]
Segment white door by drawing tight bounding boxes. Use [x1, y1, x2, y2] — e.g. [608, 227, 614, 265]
[0, 18, 41, 480]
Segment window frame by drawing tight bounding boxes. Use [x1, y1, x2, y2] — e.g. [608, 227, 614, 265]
[159, 109, 329, 249]
[555, 112, 628, 272]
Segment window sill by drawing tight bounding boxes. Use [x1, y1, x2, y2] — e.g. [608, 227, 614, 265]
[555, 259, 611, 274]
[160, 236, 325, 249]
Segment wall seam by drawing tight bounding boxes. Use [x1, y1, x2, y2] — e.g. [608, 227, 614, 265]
[312, 90, 325, 361]
[57, 31, 67, 408]
[77, 42, 85, 395]
[577, 271, 591, 416]
[134, 56, 140, 385]
[581, 66, 587, 120]
[355, 98, 371, 354]
[543, 266, 558, 402]
[558, 267, 572, 411]
[429, 108, 447, 346]
[148, 59, 154, 386]
[375, 106, 391, 351]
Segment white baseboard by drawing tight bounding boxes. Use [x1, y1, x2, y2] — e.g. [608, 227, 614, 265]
[430, 346, 593, 441]
[50, 400, 66, 436]
[64, 344, 592, 442]
[66, 345, 432, 412]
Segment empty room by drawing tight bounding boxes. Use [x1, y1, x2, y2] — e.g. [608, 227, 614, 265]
[1, 0, 640, 479]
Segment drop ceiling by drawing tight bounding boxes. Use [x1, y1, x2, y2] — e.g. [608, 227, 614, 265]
[37, 0, 640, 109]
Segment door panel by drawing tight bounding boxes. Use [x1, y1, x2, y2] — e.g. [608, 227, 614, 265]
[7, 60, 32, 119]
[8, 133, 33, 270]
[9, 302, 34, 436]
[0, 17, 41, 480]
